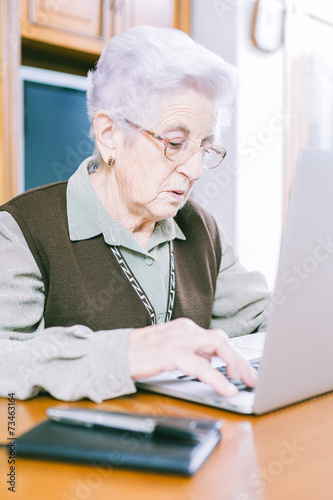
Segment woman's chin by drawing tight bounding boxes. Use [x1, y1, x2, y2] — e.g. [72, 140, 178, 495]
[158, 201, 186, 220]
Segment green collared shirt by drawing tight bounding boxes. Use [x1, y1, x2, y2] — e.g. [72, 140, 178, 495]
[0, 157, 271, 403]
[67, 158, 186, 323]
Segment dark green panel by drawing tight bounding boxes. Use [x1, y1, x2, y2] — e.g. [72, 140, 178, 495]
[24, 81, 94, 191]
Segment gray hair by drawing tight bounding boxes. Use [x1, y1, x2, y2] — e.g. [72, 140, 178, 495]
[87, 25, 237, 158]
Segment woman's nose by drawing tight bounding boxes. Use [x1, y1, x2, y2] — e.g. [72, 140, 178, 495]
[176, 151, 203, 181]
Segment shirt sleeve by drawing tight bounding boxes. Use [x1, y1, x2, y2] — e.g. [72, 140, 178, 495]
[210, 226, 272, 337]
[0, 211, 136, 402]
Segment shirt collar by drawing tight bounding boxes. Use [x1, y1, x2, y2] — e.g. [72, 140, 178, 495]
[67, 157, 186, 253]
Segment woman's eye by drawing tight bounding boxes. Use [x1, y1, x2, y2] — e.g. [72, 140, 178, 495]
[168, 138, 186, 149]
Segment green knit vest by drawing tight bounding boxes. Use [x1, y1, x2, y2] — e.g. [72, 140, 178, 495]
[1, 182, 222, 330]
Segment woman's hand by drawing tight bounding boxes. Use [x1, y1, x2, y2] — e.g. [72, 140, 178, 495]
[127, 318, 257, 397]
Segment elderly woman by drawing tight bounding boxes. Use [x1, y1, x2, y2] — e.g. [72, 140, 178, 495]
[0, 26, 270, 402]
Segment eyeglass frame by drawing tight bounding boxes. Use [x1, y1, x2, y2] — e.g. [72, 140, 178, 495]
[124, 118, 227, 169]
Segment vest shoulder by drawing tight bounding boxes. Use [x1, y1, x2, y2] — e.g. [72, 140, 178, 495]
[0, 181, 67, 211]
[176, 198, 219, 229]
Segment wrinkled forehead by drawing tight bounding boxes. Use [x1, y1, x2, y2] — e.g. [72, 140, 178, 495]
[155, 88, 217, 138]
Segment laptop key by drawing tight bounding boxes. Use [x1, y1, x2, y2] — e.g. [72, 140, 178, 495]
[177, 360, 260, 391]
[215, 361, 260, 391]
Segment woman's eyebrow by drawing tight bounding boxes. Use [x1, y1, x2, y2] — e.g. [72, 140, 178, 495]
[162, 123, 191, 136]
[162, 124, 215, 142]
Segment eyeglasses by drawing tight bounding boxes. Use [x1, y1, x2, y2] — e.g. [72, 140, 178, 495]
[124, 119, 226, 169]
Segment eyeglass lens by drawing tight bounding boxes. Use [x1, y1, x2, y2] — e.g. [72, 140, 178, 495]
[165, 139, 224, 169]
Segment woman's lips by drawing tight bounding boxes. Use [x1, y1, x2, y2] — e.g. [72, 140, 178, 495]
[167, 190, 185, 201]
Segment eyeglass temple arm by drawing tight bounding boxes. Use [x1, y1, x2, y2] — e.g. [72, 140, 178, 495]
[124, 118, 165, 143]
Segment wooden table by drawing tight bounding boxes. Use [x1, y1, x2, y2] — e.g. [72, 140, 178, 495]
[1, 390, 332, 500]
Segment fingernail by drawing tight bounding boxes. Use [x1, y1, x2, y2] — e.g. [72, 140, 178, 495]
[226, 383, 238, 396]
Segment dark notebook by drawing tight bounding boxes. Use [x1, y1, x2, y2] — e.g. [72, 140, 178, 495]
[16, 418, 222, 476]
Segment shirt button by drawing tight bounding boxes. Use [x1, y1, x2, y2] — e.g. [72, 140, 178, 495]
[145, 256, 154, 266]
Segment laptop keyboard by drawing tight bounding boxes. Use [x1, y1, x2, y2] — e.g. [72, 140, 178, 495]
[177, 360, 260, 392]
[215, 360, 260, 391]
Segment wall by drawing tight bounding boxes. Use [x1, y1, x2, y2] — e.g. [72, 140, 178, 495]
[191, 0, 238, 247]
[191, 0, 284, 288]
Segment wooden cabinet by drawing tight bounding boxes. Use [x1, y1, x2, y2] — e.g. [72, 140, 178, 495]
[21, 0, 109, 54]
[27, 0, 103, 37]
[113, 0, 174, 35]
[21, 0, 191, 55]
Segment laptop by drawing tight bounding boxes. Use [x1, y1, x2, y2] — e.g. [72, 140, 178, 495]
[137, 148, 333, 415]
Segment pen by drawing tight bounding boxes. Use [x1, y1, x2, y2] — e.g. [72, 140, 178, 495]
[46, 407, 223, 440]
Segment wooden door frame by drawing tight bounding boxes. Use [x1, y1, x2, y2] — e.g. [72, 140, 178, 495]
[0, 0, 21, 204]
[174, 0, 191, 34]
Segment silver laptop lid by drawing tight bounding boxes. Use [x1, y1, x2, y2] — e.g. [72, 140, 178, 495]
[254, 148, 333, 414]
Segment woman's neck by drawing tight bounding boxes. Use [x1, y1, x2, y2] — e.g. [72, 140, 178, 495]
[89, 168, 155, 248]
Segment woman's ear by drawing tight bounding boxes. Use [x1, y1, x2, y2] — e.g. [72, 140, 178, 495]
[93, 111, 117, 164]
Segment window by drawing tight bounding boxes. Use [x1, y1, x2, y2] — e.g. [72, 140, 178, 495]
[284, 0, 333, 212]
[306, 2, 333, 150]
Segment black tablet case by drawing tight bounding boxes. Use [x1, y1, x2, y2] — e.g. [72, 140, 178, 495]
[15, 420, 221, 476]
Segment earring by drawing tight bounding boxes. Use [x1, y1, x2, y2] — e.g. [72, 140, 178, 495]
[107, 156, 114, 167]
